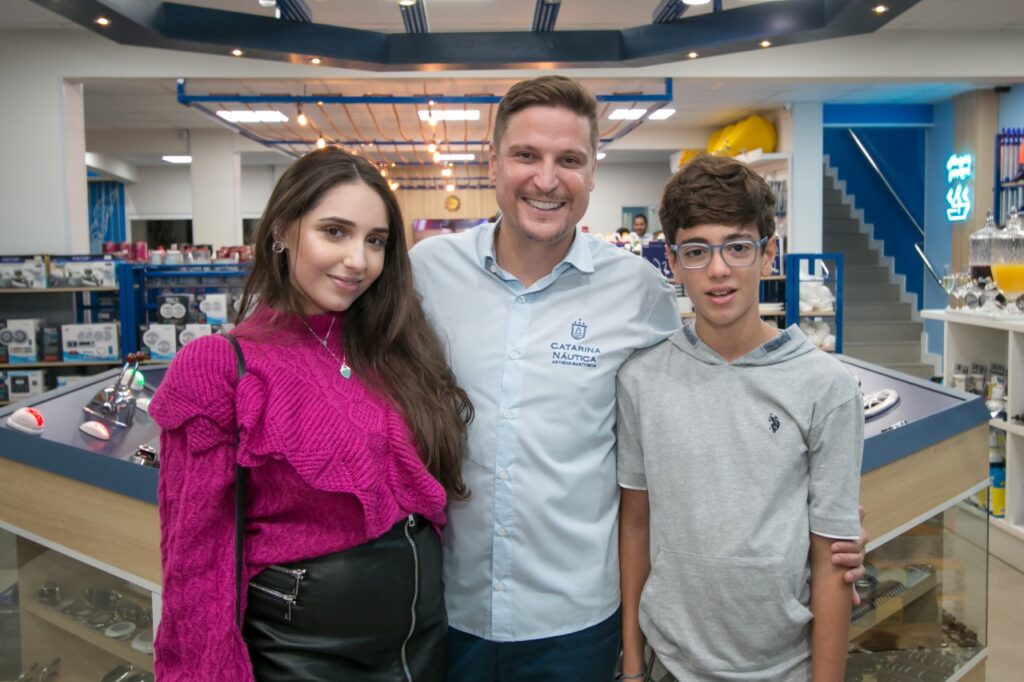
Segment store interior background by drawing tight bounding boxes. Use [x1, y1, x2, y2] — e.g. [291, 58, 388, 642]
[0, 0, 1022, 678]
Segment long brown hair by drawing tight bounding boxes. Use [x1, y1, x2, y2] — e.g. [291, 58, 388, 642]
[237, 148, 472, 500]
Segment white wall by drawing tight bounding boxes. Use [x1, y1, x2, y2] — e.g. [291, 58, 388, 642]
[581, 161, 673, 234]
[125, 166, 192, 220]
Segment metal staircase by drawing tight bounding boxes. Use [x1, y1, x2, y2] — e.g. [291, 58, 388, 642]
[822, 169, 938, 379]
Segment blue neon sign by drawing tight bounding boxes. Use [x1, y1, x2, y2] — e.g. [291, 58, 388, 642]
[946, 153, 973, 222]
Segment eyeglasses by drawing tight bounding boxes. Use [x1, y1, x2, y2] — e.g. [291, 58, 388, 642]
[668, 236, 771, 270]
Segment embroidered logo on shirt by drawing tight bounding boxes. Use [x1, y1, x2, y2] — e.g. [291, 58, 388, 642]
[769, 413, 781, 433]
[551, 319, 602, 369]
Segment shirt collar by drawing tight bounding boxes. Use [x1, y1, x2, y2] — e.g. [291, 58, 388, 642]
[476, 219, 595, 277]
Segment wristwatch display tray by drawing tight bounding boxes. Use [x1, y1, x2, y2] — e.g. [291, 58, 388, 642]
[0, 366, 168, 504]
[839, 356, 989, 474]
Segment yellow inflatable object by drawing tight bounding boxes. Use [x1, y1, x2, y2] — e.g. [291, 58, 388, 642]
[675, 149, 701, 168]
[707, 114, 777, 157]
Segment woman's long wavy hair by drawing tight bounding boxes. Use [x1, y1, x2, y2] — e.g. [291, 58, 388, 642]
[236, 148, 472, 500]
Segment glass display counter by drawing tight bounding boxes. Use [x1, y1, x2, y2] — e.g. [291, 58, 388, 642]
[1, 530, 155, 681]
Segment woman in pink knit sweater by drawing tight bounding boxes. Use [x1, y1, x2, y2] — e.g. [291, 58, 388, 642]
[149, 148, 472, 681]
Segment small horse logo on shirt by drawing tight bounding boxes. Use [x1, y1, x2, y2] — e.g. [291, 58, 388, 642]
[769, 413, 781, 433]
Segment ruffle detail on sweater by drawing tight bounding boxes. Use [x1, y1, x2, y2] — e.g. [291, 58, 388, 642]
[151, 331, 447, 539]
[148, 335, 239, 456]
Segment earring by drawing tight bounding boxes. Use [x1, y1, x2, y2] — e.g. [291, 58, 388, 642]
[271, 240, 286, 254]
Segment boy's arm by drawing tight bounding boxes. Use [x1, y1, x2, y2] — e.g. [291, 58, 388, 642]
[619, 488, 651, 680]
[810, 532, 851, 681]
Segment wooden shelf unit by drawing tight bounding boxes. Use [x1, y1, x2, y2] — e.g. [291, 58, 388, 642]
[921, 309, 1024, 572]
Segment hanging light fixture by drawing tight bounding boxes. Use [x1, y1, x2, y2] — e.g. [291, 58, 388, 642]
[445, 183, 456, 193]
[296, 105, 308, 127]
[316, 136, 326, 149]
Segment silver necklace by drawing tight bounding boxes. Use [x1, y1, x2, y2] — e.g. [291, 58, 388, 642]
[302, 316, 352, 379]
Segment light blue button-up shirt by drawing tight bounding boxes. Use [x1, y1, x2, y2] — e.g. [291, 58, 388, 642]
[411, 223, 680, 642]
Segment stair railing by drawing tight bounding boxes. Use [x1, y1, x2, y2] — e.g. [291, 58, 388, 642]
[847, 129, 941, 286]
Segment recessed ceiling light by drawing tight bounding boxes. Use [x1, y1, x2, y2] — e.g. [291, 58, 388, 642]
[434, 153, 475, 162]
[418, 110, 481, 122]
[596, 152, 607, 160]
[310, 57, 322, 65]
[759, 40, 772, 48]
[231, 48, 244, 57]
[216, 110, 288, 123]
[648, 109, 676, 121]
[872, 4, 889, 13]
[161, 155, 192, 164]
[688, 51, 699, 59]
[609, 109, 647, 121]
[94, 17, 110, 27]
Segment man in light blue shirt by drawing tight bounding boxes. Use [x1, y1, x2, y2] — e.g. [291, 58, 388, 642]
[410, 76, 865, 681]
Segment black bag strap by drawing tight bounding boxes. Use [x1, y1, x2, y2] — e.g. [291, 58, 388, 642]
[221, 332, 248, 627]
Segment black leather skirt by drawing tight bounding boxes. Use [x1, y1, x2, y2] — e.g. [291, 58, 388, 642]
[242, 515, 447, 681]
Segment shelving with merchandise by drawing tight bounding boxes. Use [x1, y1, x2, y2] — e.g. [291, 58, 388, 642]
[5, 532, 156, 680]
[919, 309, 1024, 572]
[784, 253, 843, 352]
[123, 263, 250, 359]
[0, 256, 127, 406]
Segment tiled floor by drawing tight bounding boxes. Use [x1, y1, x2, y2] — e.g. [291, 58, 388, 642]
[986, 555, 1024, 681]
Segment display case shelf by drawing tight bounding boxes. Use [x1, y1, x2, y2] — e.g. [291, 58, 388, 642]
[0, 287, 119, 294]
[0, 361, 121, 369]
[22, 601, 154, 672]
[849, 568, 938, 641]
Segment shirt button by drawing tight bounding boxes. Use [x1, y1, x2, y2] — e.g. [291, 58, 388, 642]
[495, 580, 505, 591]
[490, 265, 497, 273]
[516, 296, 525, 303]
[509, 350, 520, 360]
[501, 409, 513, 419]
[496, 527, 508, 537]
[498, 469, 509, 480]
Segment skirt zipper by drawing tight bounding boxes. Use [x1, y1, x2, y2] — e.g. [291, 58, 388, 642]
[248, 582, 297, 621]
[400, 515, 420, 682]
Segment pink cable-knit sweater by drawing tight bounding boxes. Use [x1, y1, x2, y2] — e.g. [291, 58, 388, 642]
[149, 313, 447, 682]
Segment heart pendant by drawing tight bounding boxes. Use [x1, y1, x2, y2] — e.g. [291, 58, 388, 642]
[340, 363, 352, 380]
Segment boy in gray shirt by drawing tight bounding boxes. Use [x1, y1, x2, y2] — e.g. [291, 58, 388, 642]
[617, 154, 863, 681]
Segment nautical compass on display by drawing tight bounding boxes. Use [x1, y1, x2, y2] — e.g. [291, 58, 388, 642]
[863, 389, 900, 419]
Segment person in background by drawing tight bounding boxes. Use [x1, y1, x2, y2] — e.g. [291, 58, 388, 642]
[410, 76, 867, 682]
[150, 148, 472, 681]
[619, 154, 861, 681]
[630, 213, 652, 247]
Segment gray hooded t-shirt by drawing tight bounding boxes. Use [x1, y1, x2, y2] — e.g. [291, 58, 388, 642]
[617, 322, 863, 681]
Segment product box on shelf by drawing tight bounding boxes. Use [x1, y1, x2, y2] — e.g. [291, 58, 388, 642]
[197, 293, 229, 325]
[54, 375, 94, 389]
[0, 373, 8, 402]
[48, 256, 117, 288]
[60, 323, 119, 362]
[157, 294, 194, 325]
[7, 370, 46, 400]
[0, 255, 47, 289]
[0, 319, 43, 364]
[140, 323, 177, 361]
[41, 325, 61, 362]
[179, 323, 213, 347]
